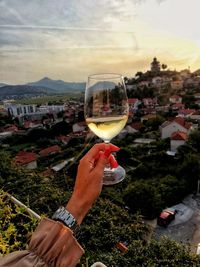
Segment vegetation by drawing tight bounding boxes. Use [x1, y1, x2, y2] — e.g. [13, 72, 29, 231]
[1, 125, 200, 265]
[16, 93, 82, 105]
[0, 190, 38, 255]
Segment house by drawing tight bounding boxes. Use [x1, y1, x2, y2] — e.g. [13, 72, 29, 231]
[179, 69, 191, 79]
[171, 103, 185, 111]
[178, 109, 195, 118]
[169, 95, 182, 104]
[194, 93, 200, 99]
[23, 120, 43, 129]
[128, 98, 141, 111]
[152, 76, 163, 86]
[170, 131, 188, 152]
[188, 111, 200, 122]
[56, 135, 71, 144]
[184, 77, 200, 88]
[141, 114, 157, 123]
[72, 122, 87, 133]
[142, 98, 157, 108]
[170, 80, 183, 90]
[160, 117, 193, 139]
[15, 151, 37, 169]
[129, 122, 143, 132]
[39, 145, 61, 157]
[1, 124, 18, 133]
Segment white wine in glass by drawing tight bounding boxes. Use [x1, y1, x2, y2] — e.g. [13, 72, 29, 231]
[85, 73, 129, 185]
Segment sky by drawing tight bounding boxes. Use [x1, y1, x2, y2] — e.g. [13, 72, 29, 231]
[1, 0, 200, 84]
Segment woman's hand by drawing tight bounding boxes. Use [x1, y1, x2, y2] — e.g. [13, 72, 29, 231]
[66, 143, 119, 224]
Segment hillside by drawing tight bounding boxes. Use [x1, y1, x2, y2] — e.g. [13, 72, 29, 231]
[28, 77, 86, 92]
[0, 84, 55, 98]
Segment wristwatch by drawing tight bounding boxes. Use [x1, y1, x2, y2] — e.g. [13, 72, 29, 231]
[52, 206, 80, 235]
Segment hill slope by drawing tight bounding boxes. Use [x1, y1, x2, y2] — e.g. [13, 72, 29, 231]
[28, 77, 85, 92]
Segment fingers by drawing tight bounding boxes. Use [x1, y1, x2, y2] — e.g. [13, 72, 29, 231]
[84, 143, 120, 161]
[93, 152, 108, 176]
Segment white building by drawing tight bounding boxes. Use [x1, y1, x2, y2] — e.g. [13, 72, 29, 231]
[38, 105, 66, 114]
[5, 104, 36, 117]
[170, 131, 188, 152]
[72, 122, 86, 133]
[160, 117, 193, 139]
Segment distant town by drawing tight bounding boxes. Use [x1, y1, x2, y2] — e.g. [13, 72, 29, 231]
[1, 57, 200, 169]
[2, 58, 200, 263]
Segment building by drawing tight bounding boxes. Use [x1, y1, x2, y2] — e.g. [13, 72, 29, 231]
[72, 122, 87, 133]
[6, 104, 36, 117]
[169, 95, 182, 104]
[160, 117, 193, 139]
[170, 131, 188, 152]
[178, 109, 195, 118]
[39, 145, 61, 157]
[14, 151, 37, 169]
[151, 57, 160, 73]
[142, 98, 157, 108]
[128, 98, 141, 111]
[170, 80, 183, 90]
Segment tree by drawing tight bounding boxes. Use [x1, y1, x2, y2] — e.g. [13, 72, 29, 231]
[161, 64, 167, 70]
[123, 181, 162, 218]
[188, 129, 200, 152]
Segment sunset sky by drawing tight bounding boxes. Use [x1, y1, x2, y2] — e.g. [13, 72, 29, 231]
[1, 0, 200, 84]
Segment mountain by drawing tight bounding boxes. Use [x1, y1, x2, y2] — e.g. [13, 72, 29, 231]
[0, 83, 7, 87]
[0, 84, 55, 99]
[27, 77, 85, 92]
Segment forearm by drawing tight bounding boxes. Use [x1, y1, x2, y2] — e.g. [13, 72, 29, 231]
[66, 193, 92, 225]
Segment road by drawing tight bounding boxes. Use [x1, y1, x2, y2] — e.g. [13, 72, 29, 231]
[151, 195, 200, 253]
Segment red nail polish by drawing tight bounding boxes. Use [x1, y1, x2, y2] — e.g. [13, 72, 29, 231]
[109, 155, 119, 168]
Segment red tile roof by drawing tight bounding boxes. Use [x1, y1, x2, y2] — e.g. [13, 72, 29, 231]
[3, 124, 18, 132]
[128, 98, 138, 104]
[173, 117, 192, 130]
[178, 109, 195, 116]
[39, 145, 61, 157]
[130, 122, 143, 131]
[170, 95, 182, 99]
[15, 151, 37, 165]
[171, 131, 188, 141]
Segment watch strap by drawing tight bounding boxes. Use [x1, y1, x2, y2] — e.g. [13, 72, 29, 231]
[52, 207, 79, 234]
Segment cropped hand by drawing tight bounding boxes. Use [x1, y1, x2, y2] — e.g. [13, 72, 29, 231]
[66, 143, 119, 224]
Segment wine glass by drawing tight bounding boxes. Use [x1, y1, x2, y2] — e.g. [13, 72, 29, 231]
[84, 73, 129, 185]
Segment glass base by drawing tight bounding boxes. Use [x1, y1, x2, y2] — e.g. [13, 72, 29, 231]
[103, 165, 125, 185]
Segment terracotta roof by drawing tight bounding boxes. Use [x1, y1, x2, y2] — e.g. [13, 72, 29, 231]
[178, 109, 195, 116]
[39, 145, 61, 157]
[173, 117, 192, 129]
[15, 151, 37, 165]
[3, 124, 18, 132]
[171, 131, 188, 141]
[128, 98, 138, 104]
[130, 122, 143, 131]
[170, 95, 182, 99]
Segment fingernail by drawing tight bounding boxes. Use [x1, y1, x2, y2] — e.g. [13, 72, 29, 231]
[110, 144, 120, 152]
[109, 154, 119, 168]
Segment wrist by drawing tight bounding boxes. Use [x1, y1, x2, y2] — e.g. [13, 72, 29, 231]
[66, 194, 92, 225]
